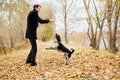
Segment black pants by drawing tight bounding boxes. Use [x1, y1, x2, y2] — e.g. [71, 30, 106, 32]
[27, 38, 37, 62]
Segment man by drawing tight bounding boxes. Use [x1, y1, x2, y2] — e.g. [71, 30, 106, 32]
[25, 4, 54, 66]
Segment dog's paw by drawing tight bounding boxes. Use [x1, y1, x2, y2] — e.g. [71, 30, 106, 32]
[68, 49, 75, 58]
[70, 48, 75, 51]
[68, 53, 72, 58]
[45, 48, 49, 50]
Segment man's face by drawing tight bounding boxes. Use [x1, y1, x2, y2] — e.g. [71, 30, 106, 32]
[35, 6, 41, 12]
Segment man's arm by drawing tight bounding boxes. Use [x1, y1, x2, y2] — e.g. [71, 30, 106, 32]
[38, 17, 54, 24]
[32, 11, 54, 24]
[38, 16, 49, 24]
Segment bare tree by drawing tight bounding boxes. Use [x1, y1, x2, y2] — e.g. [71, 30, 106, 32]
[62, 0, 74, 44]
[84, 0, 96, 49]
[8, 0, 14, 48]
[83, 0, 107, 49]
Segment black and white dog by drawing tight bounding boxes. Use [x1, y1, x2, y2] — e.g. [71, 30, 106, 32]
[46, 33, 75, 65]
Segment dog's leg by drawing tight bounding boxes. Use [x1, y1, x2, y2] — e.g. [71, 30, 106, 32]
[64, 53, 69, 65]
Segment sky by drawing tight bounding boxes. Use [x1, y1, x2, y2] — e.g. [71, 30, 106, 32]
[28, 0, 105, 33]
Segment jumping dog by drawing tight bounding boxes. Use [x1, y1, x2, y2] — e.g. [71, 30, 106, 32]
[46, 33, 75, 65]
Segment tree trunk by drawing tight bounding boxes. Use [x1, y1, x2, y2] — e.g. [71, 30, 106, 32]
[107, 0, 113, 50]
[9, 0, 14, 48]
[93, 0, 107, 50]
[63, 0, 68, 44]
[107, 0, 119, 53]
[84, 0, 97, 49]
[111, 6, 120, 53]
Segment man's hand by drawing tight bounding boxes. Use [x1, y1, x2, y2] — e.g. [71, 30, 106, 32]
[49, 19, 54, 23]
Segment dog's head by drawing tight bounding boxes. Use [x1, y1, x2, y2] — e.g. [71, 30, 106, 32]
[55, 33, 61, 43]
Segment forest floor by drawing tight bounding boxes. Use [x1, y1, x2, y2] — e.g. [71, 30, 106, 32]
[0, 41, 120, 80]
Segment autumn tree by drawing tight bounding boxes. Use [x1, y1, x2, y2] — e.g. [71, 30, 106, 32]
[84, 0, 120, 53]
[0, 0, 30, 53]
[83, 0, 107, 50]
[106, 0, 120, 53]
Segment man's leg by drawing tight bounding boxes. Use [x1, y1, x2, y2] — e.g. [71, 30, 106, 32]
[30, 39, 37, 66]
[26, 39, 33, 64]
[26, 38, 37, 66]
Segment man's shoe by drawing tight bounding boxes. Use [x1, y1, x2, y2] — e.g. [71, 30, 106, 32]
[31, 62, 37, 66]
[26, 58, 31, 64]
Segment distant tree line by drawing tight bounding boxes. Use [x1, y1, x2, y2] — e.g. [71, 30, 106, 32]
[0, 0, 54, 54]
[0, 0, 30, 53]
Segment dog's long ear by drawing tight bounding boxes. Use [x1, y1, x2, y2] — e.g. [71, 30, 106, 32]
[56, 33, 61, 42]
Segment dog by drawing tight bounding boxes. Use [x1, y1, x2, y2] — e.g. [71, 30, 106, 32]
[46, 33, 75, 65]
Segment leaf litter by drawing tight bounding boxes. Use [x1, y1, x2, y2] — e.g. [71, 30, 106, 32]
[0, 49, 120, 80]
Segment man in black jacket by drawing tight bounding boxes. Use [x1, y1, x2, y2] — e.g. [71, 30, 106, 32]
[25, 4, 54, 66]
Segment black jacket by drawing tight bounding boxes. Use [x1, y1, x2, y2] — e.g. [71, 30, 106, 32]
[25, 9, 49, 39]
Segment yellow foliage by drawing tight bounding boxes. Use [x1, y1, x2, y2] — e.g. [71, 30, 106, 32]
[38, 6, 54, 41]
[115, 0, 120, 5]
[99, 9, 105, 17]
[96, 0, 105, 2]
[96, 0, 120, 5]
[90, 14, 97, 22]
[38, 23, 54, 42]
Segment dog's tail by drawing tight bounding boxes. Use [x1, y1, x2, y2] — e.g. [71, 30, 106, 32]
[56, 33, 61, 43]
[68, 48, 75, 58]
